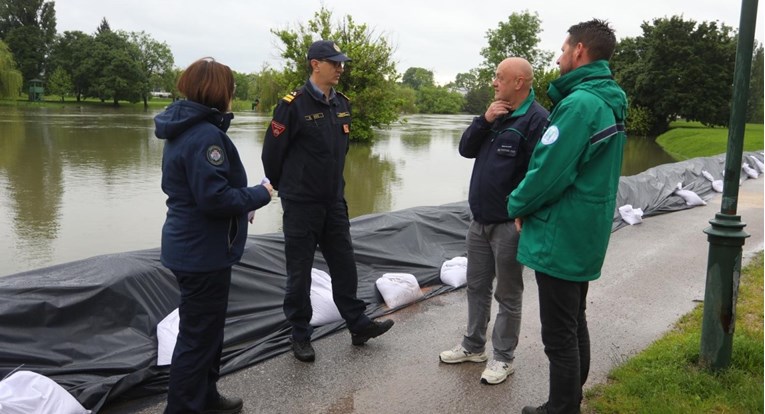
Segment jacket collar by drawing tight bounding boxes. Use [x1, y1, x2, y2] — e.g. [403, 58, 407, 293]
[547, 60, 613, 106]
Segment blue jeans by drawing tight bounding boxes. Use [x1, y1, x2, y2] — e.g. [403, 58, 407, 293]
[536, 271, 590, 414]
[461, 221, 524, 362]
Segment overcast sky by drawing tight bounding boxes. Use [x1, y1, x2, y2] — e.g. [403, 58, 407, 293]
[56, 0, 764, 85]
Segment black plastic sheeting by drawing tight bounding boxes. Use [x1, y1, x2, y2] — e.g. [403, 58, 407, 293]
[0, 151, 761, 412]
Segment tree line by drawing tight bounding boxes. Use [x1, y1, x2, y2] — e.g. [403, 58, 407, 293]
[0, 1, 762, 141]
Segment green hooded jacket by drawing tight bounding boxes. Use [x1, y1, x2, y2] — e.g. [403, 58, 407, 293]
[506, 60, 628, 281]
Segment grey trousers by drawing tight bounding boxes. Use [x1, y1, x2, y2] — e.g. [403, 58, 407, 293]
[461, 220, 524, 362]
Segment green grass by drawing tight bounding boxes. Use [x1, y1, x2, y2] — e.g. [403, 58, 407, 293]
[584, 251, 764, 414]
[656, 121, 764, 160]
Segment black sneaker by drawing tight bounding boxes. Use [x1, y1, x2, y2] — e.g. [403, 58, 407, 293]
[291, 338, 315, 362]
[521, 402, 548, 414]
[351, 319, 394, 346]
[203, 394, 243, 414]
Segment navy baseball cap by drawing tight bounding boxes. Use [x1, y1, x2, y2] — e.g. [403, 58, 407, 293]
[307, 40, 351, 62]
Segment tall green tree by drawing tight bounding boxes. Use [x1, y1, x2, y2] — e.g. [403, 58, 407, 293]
[45, 64, 70, 100]
[401, 67, 434, 90]
[479, 10, 554, 78]
[612, 16, 737, 134]
[456, 10, 554, 114]
[48, 30, 94, 101]
[448, 68, 492, 114]
[416, 85, 464, 114]
[0, 0, 56, 83]
[747, 43, 763, 123]
[271, 7, 400, 141]
[0, 38, 22, 98]
[126, 30, 174, 107]
[250, 64, 288, 112]
[89, 19, 143, 105]
[232, 71, 252, 101]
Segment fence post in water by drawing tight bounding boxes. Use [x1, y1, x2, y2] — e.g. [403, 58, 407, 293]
[699, 0, 757, 370]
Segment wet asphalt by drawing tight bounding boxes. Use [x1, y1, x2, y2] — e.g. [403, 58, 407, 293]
[103, 178, 763, 414]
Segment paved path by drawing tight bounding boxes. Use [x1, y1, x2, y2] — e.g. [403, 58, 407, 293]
[104, 178, 763, 414]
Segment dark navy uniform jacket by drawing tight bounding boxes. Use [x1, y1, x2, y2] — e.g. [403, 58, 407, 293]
[155, 100, 271, 272]
[261, 80, 352, 203]
[459, 89, 549, 224]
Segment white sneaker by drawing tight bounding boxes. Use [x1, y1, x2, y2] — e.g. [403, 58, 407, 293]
[480, 359, 515, 384]
[439, 344, 488, 364]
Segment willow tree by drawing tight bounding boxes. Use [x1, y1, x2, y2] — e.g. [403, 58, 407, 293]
[270, 7, 400, 141]
[0, 40, 22, 98]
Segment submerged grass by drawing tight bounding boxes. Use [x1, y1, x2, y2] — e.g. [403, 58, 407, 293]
[584, 252, 764, 414]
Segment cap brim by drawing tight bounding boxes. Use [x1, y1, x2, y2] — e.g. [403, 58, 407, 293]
[325, 53, 351, 62]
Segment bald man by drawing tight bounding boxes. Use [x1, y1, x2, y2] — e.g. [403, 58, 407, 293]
[439, 57, 549, 385]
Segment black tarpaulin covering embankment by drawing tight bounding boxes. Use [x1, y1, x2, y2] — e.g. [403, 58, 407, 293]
[0, 202, 472, 412]
[0, 151, 761, 412]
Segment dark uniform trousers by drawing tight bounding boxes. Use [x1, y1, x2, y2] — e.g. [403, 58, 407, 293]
[536, 271, 590, 414]
[281, 198, 371, 341]
[165, 268, 231, 414]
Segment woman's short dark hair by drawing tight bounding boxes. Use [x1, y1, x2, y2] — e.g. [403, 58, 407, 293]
[177, 57, 235, 112]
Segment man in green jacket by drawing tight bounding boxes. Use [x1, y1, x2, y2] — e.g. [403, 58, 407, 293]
[512, 19, 627, 414]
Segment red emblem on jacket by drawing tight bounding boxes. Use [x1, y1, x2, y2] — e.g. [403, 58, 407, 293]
[271, 120, 286, 137]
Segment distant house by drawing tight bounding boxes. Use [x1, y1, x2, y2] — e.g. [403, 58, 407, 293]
[150, 90, 172, 98]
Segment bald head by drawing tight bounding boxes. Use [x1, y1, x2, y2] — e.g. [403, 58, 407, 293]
[493, 57, 534, 107]
[498, 57, 533, 89]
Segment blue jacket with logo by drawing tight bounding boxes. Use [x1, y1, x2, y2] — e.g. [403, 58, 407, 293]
[261, 80, 352, 203]
[459, 90, 549, 224]
[155, 100, 271, 272]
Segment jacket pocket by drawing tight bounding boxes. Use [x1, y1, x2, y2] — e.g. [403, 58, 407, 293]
[495, 129, 523, 157]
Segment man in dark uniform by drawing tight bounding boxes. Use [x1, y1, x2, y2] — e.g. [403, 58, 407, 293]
[261, 40, 393, 362]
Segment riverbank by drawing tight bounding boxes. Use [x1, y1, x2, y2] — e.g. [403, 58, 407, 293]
[657, 121, 764, 160]
[102, 171, 764, 414]
[585, 251, 763, 413]
[0, 97, 263, 112]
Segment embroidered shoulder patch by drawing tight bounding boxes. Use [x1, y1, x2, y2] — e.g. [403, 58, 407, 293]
[206, 145, 225, 166]
[271, 120, 286, 137]
[541, 125, 559, 145]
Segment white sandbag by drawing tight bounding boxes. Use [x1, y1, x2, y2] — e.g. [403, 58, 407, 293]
[742, 162, 759, 179]
[375, 273, 423, 309]
[440, 256, 468, 287]
[701, 170, 724, 193]
[309, 268, 343, 326]
[751, 156, 764, 173]
[0, 370, 91, 414]
[156, 308, 180, 366]
[674, 182, 706, 206]
[618, 204, 644, 225]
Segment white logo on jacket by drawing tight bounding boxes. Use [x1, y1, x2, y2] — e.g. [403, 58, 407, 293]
[541, 125, 559, 145]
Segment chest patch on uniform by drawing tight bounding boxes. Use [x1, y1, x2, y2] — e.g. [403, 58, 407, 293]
[343, 124, 350, 134]
[271, 120, 286, 137]
[206, 145, 225, 166]
[337, 112, 350, 118]
[304, 112, 324, 121]
[541, 125, 559, 145]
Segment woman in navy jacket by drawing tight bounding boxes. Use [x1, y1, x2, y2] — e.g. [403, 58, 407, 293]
[154, 57, 272, 414]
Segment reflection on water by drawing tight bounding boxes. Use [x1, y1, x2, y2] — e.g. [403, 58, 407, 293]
[0, 107, 674, 276]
